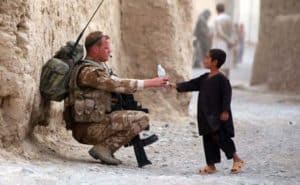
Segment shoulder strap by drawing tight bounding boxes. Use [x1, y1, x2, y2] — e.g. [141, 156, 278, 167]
[70, 60, 105, 89]
[68, 60, 106, 104]
[82, 59, 103, 68]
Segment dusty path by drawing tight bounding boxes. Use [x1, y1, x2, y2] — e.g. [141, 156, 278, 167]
[0, 46, 299, 185]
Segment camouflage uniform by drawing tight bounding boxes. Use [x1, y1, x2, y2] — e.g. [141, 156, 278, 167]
[65, 60, 149, 153]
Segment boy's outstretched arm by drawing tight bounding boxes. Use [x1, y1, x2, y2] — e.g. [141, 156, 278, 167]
[171, 75, 205, 92]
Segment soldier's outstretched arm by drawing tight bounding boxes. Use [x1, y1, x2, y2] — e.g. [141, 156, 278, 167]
[78, 66, 168, 93]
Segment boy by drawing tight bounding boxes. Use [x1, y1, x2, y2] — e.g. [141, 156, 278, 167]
[174, 49, 244, 174]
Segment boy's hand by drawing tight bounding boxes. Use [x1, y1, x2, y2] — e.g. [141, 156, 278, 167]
[220, 111, 229, 122]
[168, 82, 177, 89]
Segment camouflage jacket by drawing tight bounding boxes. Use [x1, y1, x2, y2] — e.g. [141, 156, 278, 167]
[65, 59, 144, 123]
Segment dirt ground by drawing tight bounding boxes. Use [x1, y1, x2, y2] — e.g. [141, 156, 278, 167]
[0, 46, 299, 185]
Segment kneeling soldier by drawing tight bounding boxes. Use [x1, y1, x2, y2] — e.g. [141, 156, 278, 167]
[64, 31, 168, 165]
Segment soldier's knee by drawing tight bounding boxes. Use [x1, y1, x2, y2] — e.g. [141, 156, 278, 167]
[142, 115, 150, 130]
[136, 112, 149, 129]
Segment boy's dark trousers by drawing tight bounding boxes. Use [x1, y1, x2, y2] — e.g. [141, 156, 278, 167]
[203, 127, 236, 165]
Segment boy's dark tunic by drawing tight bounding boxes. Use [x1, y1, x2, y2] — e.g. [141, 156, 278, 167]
[177, 72, 236, 164]
[176, 72, 234, 137]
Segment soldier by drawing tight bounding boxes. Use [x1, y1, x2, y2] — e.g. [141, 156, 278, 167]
[64, 31, 169, 165]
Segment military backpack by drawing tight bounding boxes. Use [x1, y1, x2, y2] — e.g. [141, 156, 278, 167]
[39, 41, 84, 101]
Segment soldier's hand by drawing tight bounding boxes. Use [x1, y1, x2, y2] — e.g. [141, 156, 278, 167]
[144, 77, 169, 88]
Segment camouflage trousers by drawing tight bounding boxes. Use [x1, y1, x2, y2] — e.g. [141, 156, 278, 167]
[72, 110, 149, 152]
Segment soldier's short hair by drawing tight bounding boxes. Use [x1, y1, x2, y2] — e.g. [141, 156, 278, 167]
[216, 3, 225, 13]
[85, 31, 110, 50]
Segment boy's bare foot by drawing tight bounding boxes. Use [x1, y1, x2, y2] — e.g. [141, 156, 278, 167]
[233, 153, 242, 162]
[231, 160, 245, 174]
[199, 165, 217, 175]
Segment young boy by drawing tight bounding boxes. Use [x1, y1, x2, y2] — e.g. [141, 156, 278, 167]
[174, 49, 244, 174]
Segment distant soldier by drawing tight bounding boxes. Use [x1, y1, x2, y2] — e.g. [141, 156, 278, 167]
[212, 3, 235, 77]
[193, 9, 212, 68]
[64, 31, 168, 165]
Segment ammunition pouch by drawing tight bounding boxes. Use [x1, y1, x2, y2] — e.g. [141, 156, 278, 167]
[72, 98, 106, 123]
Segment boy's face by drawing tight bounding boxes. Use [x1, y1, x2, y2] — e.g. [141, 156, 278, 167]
[203, 53, 217, 69]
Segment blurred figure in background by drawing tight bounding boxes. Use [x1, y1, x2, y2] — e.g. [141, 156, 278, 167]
[238, 23, 245, 64]
[230, 23, 246, 68]
[232, 23, 240, 68]
[192, 9, 212, 68]
[212, 3, 235, 77]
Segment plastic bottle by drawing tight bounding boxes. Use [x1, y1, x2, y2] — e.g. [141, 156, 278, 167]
[157, 64, 166, 77]
[157, 64, 168, 90]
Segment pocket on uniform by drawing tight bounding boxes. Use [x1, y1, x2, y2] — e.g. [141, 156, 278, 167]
[73, 99, 95, 122]
[84, 99, 95, 114]
[73, 98, 105, 123]
[74, 99, 85, 116]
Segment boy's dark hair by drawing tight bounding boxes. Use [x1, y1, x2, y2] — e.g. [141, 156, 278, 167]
[216, 3, 225, 13]
[209, 49, 226, 68]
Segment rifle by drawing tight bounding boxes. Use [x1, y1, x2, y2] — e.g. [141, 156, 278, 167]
[111, 93, 158, 168]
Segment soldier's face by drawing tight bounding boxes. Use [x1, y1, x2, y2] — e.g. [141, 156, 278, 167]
[96, 38, 111, 62]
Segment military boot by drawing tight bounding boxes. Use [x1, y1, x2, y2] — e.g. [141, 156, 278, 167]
[112, 154, 122, 164]
[88, 144, 121, 165]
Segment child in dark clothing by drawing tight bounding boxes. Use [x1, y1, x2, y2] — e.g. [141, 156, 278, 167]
[173, 49, 244, 174]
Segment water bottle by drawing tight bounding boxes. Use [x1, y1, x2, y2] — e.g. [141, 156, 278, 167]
[157, 64, 168, 90]
[157, 64, 166, 77]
